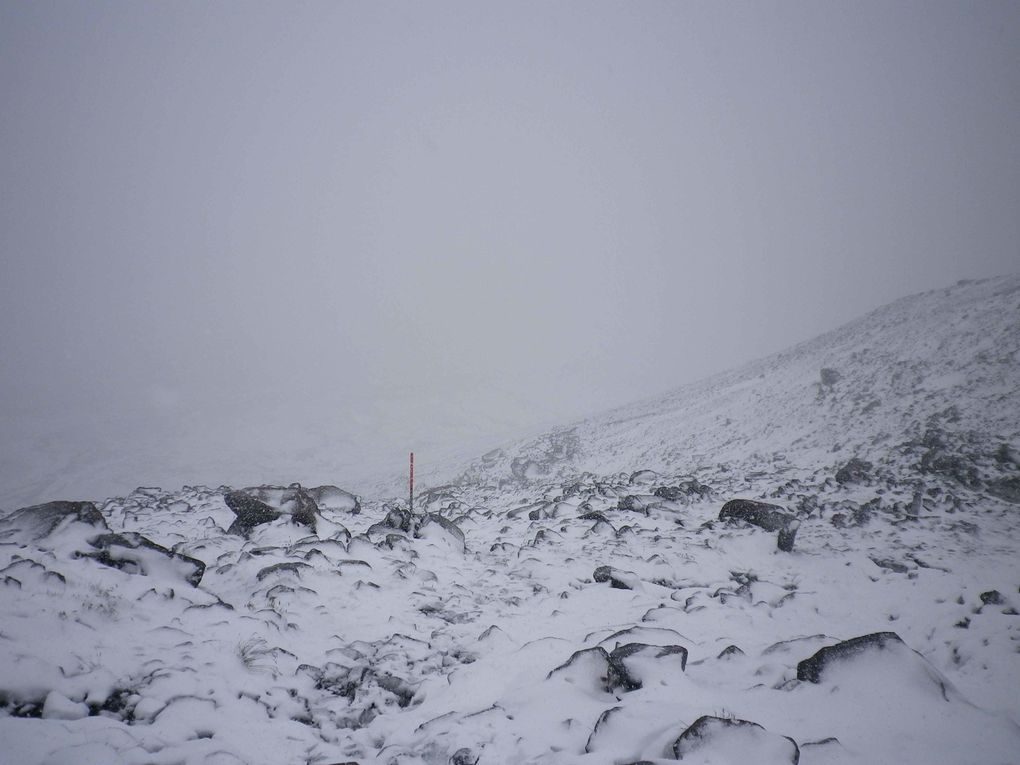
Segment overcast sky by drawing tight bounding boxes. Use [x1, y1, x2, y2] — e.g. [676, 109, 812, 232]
[1, 1, 1018, 503]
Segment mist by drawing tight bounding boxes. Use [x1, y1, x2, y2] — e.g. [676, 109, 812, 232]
[2, 1, 1018, 508]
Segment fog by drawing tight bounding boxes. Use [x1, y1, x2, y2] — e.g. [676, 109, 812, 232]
[2, 2, 1018, 508]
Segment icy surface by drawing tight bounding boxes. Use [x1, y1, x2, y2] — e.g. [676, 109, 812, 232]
[1, 276, 1019, 764]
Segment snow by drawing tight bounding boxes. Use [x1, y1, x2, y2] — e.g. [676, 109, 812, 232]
[0, 276, 1019, 764]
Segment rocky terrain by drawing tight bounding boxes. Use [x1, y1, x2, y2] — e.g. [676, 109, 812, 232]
[2, 276, 1019, 764]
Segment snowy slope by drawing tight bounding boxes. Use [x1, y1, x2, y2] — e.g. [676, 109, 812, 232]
[1, 276, 1019, 765]
[452, 275, 1020, 492]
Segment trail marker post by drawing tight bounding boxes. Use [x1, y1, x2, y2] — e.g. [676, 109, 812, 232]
[409, 452, 414, 514]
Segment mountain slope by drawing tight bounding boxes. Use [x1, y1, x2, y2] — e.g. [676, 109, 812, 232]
[453, 275, 1020, 492]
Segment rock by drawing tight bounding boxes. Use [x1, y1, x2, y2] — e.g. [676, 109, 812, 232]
[232, 485, 320, 530]
[256, 562, 311, 581]
[719, 499, 791, 531]
[510, 456, 540, 481]
[0, 500, 107, 541]
[307, 485, 361, 514]
[835, 457, 873, 484]
[719, 500, 799, 552]
[980, 590, 1005, 606]
[606, 643, 688, 690]
[80, 532, 205, 586]
[416, 514, 466, 552]
[672, 715, 800, 764]
[870, 557, 911, 574]
[593, 566, 641, 590]
[584, 705, 625, 754]
[777, 520, 800, 553]
[820, 367, 842, 386]
[382, 505, 415, 533]
[546, 647, 612, 695]
[717, 644, 745, 659]
[629, 469, 659, 485]
[654, 480, 711, 502]
[546, 648, 607, 693]
[919, 451, 980, 488]
[617, 495, 653, 515]
[224, 491, 281, 535]
[796, 632, 904, 683]
[579, 510, 610, 523]
[988, 477, 1020, 504]
[449, 748, 479, 765]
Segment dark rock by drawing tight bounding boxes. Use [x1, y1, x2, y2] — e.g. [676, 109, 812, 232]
[654, 486, 684, 501]
[382, 505, 415, 533]
[607, 643, 688, 690]
[546, 647, 611, 694]
[919, 451, 980, 488]
[593, 566, 638, 590]
[820, 367, 841, 386]
[980, 590, 1005, 606]
[796, 632, 904, 683]
[232, 485, 320, 530]
[654, 480, 712, 502]
[717, 644, 745, 659]
[80, 532, 205, 586]
[869, 557, 911, 574]
[777, 521, 800, 553]
[672, 716, 800, 764]
[719, 500, 799, 552]
[224, 491, 281, 535]
[719, 500, 791, 532]
[255, 562, 311, 581]
[617, 495, 653, 515]
[994, 443, 1020, 468]
[528, 509, 541, 521]
[835, 458, 873, 485]
[0, 500, 106, 541]
[579, 510, 610, 523]
[988, 477, 1020, 504]
[449, 748, 478, 765]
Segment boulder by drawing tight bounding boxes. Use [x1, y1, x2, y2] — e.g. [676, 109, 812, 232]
[0, 500, 107, 541]
[629, 469, 659, 485]
[224, 491, 282, 536]
[593, 566, 641, 590]
[231, 484, 320, 530]
[796, 632, 904, 683]
[654, 480, 711, 501]
[546, 647, 612, 695]
[79, 532, 205, 586]
[606, 643, 688, 691]
[988, 476, 1020, 504]
[820, 367, 842, 386]
[919, 451, 980, 488]
[718, 500, 800, 552]
[672, 715, 800, 764]
[617, 495, 654, 515]
[382, 505, 415, 534]
[306, 485, 361, 514]
[835, 458, 873, 485]
[416, 513, 466, 552]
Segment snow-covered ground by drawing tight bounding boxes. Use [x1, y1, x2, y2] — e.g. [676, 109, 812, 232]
[2, 276, 1018, 764]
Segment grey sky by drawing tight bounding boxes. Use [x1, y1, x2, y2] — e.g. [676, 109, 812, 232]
[1, 1, 1018, 504]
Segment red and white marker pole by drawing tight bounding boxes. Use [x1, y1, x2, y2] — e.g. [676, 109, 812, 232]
[409, 451, 414, 513]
